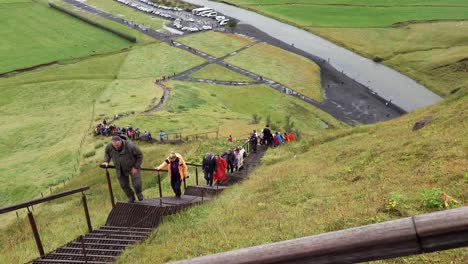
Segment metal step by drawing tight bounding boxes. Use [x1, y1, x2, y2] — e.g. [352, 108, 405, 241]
[56, 247, 121, 256]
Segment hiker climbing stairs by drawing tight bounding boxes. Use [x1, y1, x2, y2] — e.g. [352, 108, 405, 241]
[20, 143, 267, 263]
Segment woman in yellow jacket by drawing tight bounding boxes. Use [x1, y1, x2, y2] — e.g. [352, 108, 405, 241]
[155, 151, 188, 198]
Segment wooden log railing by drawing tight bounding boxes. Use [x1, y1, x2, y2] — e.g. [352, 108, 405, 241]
[171, 206, 468, 264]
[0, 186, 92, 258]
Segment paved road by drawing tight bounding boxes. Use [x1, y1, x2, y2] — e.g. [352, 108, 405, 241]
[182, 0, 443, 112]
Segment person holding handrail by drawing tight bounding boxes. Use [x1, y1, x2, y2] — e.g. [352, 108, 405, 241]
[155, 151, 188, 198]
[101, 136, 144, 203]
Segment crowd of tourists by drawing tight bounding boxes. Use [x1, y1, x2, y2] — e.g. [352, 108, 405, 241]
[95, 120, 170, 142]
[100, 124, 296, 202]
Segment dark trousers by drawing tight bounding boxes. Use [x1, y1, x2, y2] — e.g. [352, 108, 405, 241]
[117, 171, 142, 199]
[204, 171, 214, 186]
[171, 173, 182, 197]
[226, 161, 234, 173]
[250, 142, 257, 153]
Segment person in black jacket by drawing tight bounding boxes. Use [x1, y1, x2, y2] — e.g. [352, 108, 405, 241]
[249, 130, 258, 153]
[263, 124, 273, 146]
[202, 153, 217, 186]
[221, 149, 237, 173]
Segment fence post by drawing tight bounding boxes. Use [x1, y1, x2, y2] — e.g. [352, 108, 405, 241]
[195, 167, 199, 186]
[105, 168, 115, 208]
[157, 171, 163, 198]
[27, 207, 45, 257]
[183, 178, 186, 191]
[81, 192, 92, 233]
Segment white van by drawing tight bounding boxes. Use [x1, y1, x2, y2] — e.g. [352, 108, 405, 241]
[193, 7, 213, 15]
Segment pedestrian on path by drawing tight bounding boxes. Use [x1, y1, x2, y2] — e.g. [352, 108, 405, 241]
[249, 130, 258, 153]
[159, 130, 166, 142]
[155, 151, 188, 198]
[202, 153, 217, 186]
[221, 149, 237, 173]
[101, 136, 144, 203]
[263, 124, 273, 146]
[213, 154, 227, 184]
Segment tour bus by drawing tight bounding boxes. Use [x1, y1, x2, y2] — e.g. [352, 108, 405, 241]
[192, 7, 213, 15]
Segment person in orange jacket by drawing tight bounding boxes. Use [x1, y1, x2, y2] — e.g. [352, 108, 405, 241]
[155, 151, 188, 198]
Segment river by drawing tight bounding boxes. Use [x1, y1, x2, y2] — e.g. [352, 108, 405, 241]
[182, 0, 443, 112]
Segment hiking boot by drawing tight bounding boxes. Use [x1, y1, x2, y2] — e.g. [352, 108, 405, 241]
[127, 196, 135, 203]
[137, 193, 144, 201]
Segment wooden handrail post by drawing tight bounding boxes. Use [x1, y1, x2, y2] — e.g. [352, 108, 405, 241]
[81, 192, 92, 233]
[157, 170, 163, 198]
[183, 178, 187, 190]
[195, 167, 199, 186]
[105, 168, 115, 208]
[27, 207, 45, 257]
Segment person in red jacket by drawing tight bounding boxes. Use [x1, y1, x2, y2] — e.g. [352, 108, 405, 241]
[213, 154, 227, 184]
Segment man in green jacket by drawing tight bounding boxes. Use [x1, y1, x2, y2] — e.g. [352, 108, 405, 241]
[101, 136, 144, 203]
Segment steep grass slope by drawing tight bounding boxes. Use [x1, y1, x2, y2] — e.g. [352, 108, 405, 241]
[117, 89, 467, 263]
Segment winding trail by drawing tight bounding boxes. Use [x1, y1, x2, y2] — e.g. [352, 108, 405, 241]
[182, 0, 443, 112]
[62, 0, 404, 125]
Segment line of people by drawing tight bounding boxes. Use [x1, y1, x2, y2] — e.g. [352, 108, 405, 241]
[254, 124, 295, 147]
[96, 121, 166, 142]
[100, 126, 295, 203]
[201, 146, 247, 187]
[100, 136, 246, 202]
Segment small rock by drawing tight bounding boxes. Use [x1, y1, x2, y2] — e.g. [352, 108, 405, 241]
[412, 116, 433, 131]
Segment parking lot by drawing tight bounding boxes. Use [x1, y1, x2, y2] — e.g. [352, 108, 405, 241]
[115, 0, 229, 32]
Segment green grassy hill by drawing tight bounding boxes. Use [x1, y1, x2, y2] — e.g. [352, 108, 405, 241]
[116, 89, 467, 264]
[0, 0, 466, 263]
[0, 42, 205, 207]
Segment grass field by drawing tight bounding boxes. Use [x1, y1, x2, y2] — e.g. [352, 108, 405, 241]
[312, 21, 468, 97]
[0, 1, 132, 73]
[1, 0, 467, 263]
[175, 31, 255, 58]
[218, 0, 468, 97]
[0, 42, 205, 207]
[0, 77, 343, 264]
[225, 43, 323, 101]
[190, 64, 255, 82]
[117, 43, 205, 79]
[116, 89, 467, 263]
[119, 80, 339, 138]
[50, 0, 157, 44]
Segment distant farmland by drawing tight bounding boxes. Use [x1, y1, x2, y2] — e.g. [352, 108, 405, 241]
[0, 1, 131, 73]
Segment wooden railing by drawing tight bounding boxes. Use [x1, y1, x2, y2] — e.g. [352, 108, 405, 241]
[0, 186, 92, 258]
[171, 206, 468, 264]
